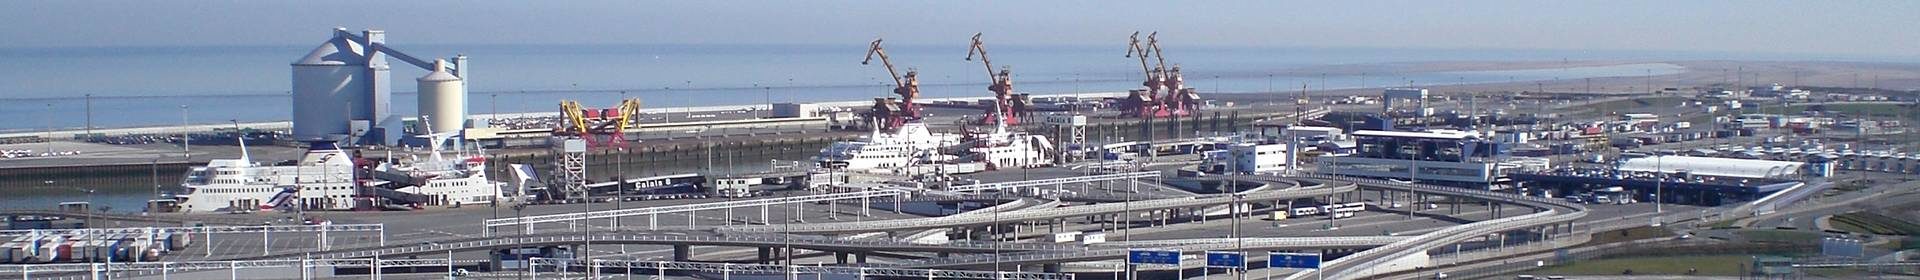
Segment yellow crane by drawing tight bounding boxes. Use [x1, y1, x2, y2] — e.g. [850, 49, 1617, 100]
[556, 98, 642, 149]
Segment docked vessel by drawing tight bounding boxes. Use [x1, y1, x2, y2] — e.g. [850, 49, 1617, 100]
[961, 124, 1055, 170]
[176, 139, 505, 213]
[815, 122, 962, 170]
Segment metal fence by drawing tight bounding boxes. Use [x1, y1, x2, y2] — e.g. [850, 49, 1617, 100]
[527, 258, 1075, 280]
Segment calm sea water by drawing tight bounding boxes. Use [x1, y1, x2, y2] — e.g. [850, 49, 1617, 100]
[0, 44, 1776, 133]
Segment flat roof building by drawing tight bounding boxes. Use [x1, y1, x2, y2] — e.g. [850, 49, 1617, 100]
[1617, 155, 1805, 179]
[1325, 130, 1511, 188]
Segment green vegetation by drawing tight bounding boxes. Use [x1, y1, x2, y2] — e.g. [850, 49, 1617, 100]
[1828, 211, 1920, 235]
[1736, 230, 1823, 245]
[1527, 255, 1752, 276]
[1704, 218, 1742, 229]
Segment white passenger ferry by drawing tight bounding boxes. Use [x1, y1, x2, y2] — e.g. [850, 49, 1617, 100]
[815, 122, 963, 170]
[177, 139, 505, 213]
[963, 123, 1055, 170]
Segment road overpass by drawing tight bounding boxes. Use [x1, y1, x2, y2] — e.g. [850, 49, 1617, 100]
[716, 178, 1338, 234]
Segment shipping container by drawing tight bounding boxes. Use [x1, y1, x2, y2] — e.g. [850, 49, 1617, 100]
[0, 241, 20, 263]
[163, 232, 193, 251]
[51, 240, 75, 262]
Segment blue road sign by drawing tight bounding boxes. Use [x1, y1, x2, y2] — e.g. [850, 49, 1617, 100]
[1268, 252, 1321, 269]
[1128, 249, 1181, 265]
[1206, 251, 1246, 268]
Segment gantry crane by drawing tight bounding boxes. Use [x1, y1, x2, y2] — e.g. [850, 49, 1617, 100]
[967, 33, 1021, 126]
[862, 38, 921, 131]
[1149, 33, 1198, 116]
[556, 98, 642, 149]
[1122, 31, 1168, 118]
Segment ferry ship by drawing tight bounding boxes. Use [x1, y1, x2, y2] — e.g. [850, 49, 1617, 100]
[815, 122, 962, 170]
[176, 138, 506, 213]
[962, 123, 1055, 170]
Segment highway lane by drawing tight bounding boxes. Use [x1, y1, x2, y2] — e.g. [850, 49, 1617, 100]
[1253, 174, 1589, 280]
[717, 179, 1338, 234]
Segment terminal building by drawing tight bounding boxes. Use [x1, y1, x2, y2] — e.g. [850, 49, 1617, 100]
[1201, 143, 1293, 174]
[1511, 155, 1813, 206]
[1322, 130, 1516, 188]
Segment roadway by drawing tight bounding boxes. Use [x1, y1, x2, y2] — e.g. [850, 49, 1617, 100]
[718, 179, 1332, 234]
[19, 167, 1605, 280]
[1253, 173, 1590, 280]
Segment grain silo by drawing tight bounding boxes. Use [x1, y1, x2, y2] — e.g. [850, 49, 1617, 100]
[290, 30, 369, 141]
[290, 28, 466, 146]
[415, 59, 466, 134]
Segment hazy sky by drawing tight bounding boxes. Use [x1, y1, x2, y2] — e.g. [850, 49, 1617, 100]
[4, 1, 1915, 58]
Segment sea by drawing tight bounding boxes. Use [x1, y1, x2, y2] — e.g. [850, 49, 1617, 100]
[17, 43, 1872, 134]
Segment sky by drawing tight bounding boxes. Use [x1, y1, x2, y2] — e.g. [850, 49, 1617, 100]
[2, 1, 1916, 59]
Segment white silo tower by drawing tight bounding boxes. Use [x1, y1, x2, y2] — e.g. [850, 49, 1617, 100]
[416, 59, 467, 134]
[290, 30, 370, 141]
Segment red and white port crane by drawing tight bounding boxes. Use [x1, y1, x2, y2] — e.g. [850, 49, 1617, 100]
[966, 33, 1021, 126]
[1123, 31, 1169, 118]
[1149, 33, 1199, 116]
[862, 38, 921, 131]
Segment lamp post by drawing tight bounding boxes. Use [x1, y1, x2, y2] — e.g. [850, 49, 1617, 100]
[1267, 73, 1276, 106]
[1231, 174, 1246, 280]
[71, 186, 97, 228]
[151, 157, 161, 222]
[44, 103, 53, 155]
[180, 105, 191, 155]
[85, 94, 92, 136]
[991, 191, 1002, 279]
[663, 87, 673, 123]
[683, 81, 692, 121]
[783, 198, 794, 280]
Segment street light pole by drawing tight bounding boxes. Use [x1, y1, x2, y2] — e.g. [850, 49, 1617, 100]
[783, 199, 794, 280]
[44, 103, 53, 155]
[991, 191, 1002, 279]
[1231, 173, 1246, 280]
[85, 94, 92, 136]
[180, 105, 190, 155]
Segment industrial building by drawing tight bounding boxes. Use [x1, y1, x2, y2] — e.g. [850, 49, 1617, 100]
[1201, 143, 1292, 174]
[291, 28, 470, 146]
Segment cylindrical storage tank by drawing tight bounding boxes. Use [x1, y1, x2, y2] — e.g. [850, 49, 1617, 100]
[291, 33, 368, 140]
[416, 59, 466, 134]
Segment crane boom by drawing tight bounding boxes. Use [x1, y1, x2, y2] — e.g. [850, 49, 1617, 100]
[1125, 32, 1155, 81]
[967, 33, 1021, 126]
[1147, 32, 1168, 74]
[862, 39, 904, 88]
[965, 33, 996, 81]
